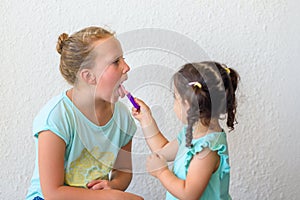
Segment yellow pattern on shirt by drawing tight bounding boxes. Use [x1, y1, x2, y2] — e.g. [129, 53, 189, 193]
[65, 147, 115, 187]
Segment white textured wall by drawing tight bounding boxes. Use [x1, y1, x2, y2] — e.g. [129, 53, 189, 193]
[1, 0, 299, 199]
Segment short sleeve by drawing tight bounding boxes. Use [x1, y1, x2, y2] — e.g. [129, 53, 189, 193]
[32, 95, 72, 146]
[184, 132, 230, 176]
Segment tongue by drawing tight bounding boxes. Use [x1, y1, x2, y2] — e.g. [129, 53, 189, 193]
[118, 85, 126, 98]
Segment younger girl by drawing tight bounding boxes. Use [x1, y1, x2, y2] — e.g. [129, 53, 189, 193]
[26, 27, 143, 200]
[132, 62, 239, 200]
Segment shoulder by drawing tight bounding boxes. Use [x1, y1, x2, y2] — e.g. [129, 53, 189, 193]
[115, 101, 131, 114]
[193, 132, 228, 153]
[193, 132, 230, 173]
[33, 93, 65, 125]
[185, 132, 230, 175]
[33, 92, 73, 139]
[186, 132, 229, 165]
[114, 101, 135, 123]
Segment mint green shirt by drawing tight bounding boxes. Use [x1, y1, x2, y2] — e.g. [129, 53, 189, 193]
[166, 127, 231, 200]
[26, 91, 136, 200]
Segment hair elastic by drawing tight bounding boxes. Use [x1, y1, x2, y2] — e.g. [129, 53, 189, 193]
[225, 67, 230, 74]
[188, 81, 202, 89]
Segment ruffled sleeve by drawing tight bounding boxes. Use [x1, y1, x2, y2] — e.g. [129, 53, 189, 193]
[184, 132, 230, 178]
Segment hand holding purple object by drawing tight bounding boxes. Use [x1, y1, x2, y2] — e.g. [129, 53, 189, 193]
[121, 85, 140, 110]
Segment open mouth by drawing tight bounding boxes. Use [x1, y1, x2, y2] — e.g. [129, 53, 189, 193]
[117, 81, 126, 98]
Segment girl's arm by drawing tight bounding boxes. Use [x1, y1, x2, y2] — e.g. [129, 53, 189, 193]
[109, 140, 133, 190]
[87, 141, 133, 191]
[132, 98, 178, 161]
[38, 131, 143, 200]
[155, 139, 178, 162]
[147, 149, 219, 200]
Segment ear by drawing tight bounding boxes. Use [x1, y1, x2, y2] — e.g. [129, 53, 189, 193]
[80, 69, 97, 85]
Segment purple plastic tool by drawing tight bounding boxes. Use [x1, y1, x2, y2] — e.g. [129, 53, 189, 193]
[121, 85, 140, 110]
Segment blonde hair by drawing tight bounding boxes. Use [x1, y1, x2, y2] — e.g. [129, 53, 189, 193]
[56, 26, 114, 85]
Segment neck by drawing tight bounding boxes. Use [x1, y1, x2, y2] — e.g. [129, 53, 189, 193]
[67, 87, 114, 126]
[192, 118, 222, 138]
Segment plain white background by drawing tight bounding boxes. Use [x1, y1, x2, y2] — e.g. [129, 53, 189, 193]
[1, 0, 299, 199]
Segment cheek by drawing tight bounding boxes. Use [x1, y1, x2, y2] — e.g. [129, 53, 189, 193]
[95, 69, 121, 100]
[173, 100, 178, 112]
[174, 101, 182, 120]
[174, 100, 188, 124]
[99, 69, 120, 87]
[173, 102, 178, 117]
[181, 111, 188, 124]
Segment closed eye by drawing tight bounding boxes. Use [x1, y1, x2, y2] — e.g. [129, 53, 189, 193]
[113, 58, 120, 65]
[112, 57, 125, 65]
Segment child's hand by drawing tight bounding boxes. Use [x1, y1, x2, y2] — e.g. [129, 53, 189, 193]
[146, 152, 168, 178]
[86, 179, 111, 190]
[131, 98, 153, 127]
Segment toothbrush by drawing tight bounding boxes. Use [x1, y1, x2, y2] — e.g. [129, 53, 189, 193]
[121, 85, 140, 110]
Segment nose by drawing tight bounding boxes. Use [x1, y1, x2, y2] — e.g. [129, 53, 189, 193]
[122, 60, 130, 74]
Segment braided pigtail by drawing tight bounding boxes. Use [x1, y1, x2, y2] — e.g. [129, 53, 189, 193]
[225, 67, 239, 130]
[219, 64, 240, 130]
[173, 62, 239, 147]
[186, 101, 200, 147]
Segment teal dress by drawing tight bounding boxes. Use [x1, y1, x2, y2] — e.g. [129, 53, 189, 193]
[166, 127, 231, 200]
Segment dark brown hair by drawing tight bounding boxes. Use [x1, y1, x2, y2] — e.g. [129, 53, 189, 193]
[173, 62, 240, 147]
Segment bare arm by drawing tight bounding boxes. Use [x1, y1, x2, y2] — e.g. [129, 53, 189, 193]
[109, 140, 133, 190]
[38, 131, 143, 200]
[155, 139, 178, 162]
[132, 98, 178, 161]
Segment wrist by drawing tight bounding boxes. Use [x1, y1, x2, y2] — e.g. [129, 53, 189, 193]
[141, 118, 160, 138]
[156, 167, 169, 179]
[108, 171, 131, 191]
[139, 113, 154, 127]
[107, 179, 118, 190]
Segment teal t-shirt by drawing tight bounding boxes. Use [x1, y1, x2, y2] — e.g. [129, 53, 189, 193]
[166, 127, 231, 200]
[26, 91, 136, 200]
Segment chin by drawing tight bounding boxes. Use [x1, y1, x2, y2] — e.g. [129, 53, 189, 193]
[95, 95, 118, 104]
[109, 95, 119, 103]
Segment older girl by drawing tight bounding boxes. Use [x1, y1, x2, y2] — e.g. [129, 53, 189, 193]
[26, 26, 143, 200]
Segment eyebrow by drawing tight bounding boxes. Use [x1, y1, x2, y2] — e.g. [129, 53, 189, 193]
[112, 55, 124, 61]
